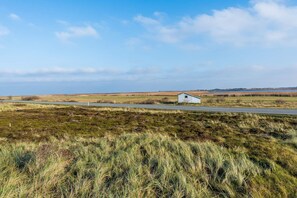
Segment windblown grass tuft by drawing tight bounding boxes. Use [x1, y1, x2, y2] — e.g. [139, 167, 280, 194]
[0, 133, 260, 197]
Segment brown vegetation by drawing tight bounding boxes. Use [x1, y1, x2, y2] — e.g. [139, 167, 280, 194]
[96, 100, 115, 104]
[137, 99, 159, 104]
[62, 99, 78, 102]
[216, 97, 226, 103]
[21, 96, 40, 101]
[12, 90, 297, 109]
[275, 99, 286, 104]
[0, 104, 296, 197]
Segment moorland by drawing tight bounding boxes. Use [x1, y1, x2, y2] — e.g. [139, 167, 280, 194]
[0, 103, 296, 197]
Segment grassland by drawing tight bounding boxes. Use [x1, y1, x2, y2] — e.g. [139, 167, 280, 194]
[3, 90, 297, 109]
[0, 103, 297, 197]
[1, 134, 261, 197]
[0, 103, 64, 112]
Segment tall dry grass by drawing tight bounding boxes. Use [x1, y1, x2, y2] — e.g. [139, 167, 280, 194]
[0, 103, 64, 112]
[0, 133, 260, 197]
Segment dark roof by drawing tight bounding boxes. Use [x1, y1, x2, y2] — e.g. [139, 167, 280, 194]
[177, 92, 201, 99]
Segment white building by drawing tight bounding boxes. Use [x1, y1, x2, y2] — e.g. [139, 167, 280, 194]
[177, 93, 201, 104]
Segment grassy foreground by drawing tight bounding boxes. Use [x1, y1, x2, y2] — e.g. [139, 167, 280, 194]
[0, 104, 297, 197]
[1, 133, 260, 197]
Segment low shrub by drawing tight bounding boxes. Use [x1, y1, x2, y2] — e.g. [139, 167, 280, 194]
[216, 97, 226, 103]
[63, 100, 78, 102]
[159, 97, 175, 104]
[21, 96, 40, 101]
[96, 100, 115, 104]
[236, 99, 242, 103]
[207, 99, 214, 103]
[137, 99, 159, 104]
[275, 99, 286, 104]
[13, 104, 27, 107]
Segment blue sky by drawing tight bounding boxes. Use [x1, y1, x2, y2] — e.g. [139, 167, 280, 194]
[0, 0, 297, 95]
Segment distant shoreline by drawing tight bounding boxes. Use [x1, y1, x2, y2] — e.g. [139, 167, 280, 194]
[209, 87, 297, 93]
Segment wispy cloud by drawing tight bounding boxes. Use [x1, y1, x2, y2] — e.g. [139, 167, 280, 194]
[134, 0, 297, 46]
[1, 64, 296, 88]
[153, 11, 167, 20]
[0, 67, 160, 82]
[55, 25, 99, 42]
[0, 25, 9, 36]
[56, 20, 69, 26]
[8, 13, 21, 21]
[125, 37, 151, 50]
[134, 15, 183, 44]
[0, 67, 118, 77]
[0, 65, 296, 90]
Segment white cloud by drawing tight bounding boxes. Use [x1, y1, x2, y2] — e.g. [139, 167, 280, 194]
[9, 13, 21, 21]
[134, 0, 297, 46]
[0, 26, 9, 36]
[153, 11, 167, 20]
[55, 25, 99, 42]
[181, 8, 258, 45]
[134, 15, 160, 26]
[134, 15, 184, 43]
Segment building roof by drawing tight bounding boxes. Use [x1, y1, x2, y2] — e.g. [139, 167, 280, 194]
[177, 92, 201, 99]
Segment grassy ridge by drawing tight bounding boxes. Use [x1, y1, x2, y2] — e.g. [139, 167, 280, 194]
[0, 104, 297, 197]
[0, 134, 261, 197]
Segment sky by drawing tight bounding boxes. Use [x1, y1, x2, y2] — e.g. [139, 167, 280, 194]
[0, 0, 297, 95]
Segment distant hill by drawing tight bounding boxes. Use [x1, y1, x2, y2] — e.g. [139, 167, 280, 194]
[208, 87, 297, 92]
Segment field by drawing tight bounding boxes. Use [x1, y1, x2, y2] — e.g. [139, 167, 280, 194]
[0, 103, 297, 197]
[3, 90, 297, 109]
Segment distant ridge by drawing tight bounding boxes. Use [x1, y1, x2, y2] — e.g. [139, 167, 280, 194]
[208, 87, 297, 92]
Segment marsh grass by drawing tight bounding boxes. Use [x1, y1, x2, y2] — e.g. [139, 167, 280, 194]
[285, 129, 297, 149]
[0, 133, 261, 197]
